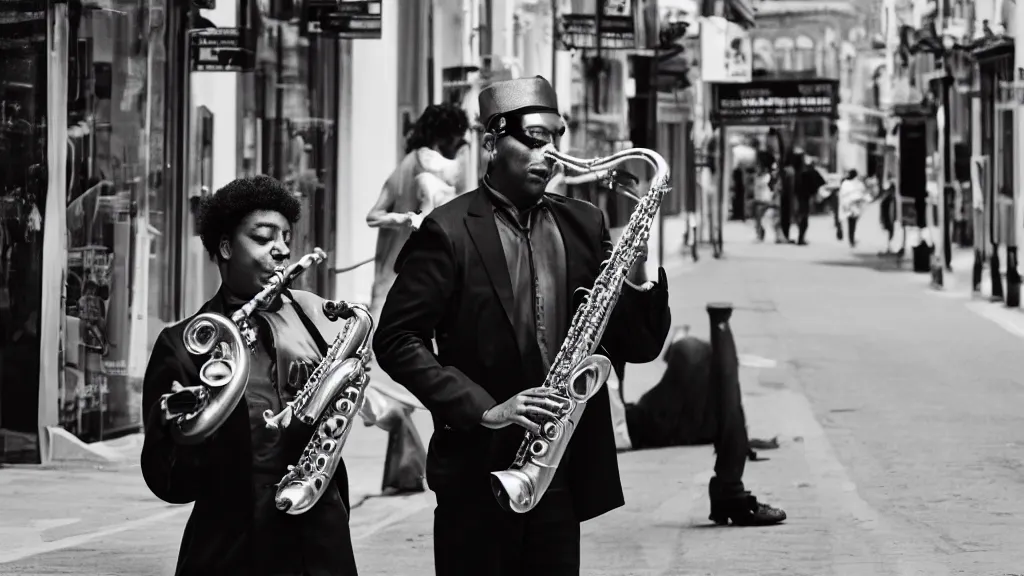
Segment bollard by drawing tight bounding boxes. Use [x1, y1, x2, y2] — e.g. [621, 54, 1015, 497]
[707, 302, 748, 494]
[972, 248, 984, 293]
[1007, 247, 1020, 308]
[991, 244, 1005, 302]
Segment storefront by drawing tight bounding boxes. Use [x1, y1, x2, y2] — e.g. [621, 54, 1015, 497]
[0, 0, 347, 463]
[0, 0, 178, 462]
[0, 0, 49, 462]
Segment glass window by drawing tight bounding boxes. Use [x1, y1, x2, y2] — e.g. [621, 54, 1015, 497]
[62, 0, 159, 441]
[238, 11, 339, 296]
[0, 0, 48, 462]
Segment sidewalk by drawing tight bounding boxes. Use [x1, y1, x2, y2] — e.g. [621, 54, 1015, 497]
[0, 406, 434, 564]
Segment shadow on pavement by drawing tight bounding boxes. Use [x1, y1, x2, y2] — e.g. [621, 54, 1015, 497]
[813, 253, 915, 274]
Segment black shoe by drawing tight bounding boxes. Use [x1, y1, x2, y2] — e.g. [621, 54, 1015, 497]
[709, 495, 787, 526]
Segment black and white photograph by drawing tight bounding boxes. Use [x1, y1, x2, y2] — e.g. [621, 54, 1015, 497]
[1, 0, 1023, 574]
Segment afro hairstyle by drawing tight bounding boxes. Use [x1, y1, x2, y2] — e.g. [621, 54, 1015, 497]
[404, 103, 470, 154]
[196, 175, 302, 261]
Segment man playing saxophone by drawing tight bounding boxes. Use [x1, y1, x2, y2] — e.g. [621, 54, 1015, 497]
[141, 175, 359, 576]
[373, 76, 671, 576]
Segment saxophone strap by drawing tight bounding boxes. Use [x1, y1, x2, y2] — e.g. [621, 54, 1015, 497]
[285, 290, 330, 357]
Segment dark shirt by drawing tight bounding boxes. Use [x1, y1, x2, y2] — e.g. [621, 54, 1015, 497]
[483, 181, 568, 370]
[483, 181, 571, 490]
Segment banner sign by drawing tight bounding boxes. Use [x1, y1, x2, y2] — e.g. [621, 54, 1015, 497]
[306, 0, 381, 39]
[559, 0, 637, 50]
[711, 79, 840, 126]
[189, 28, 254, 73]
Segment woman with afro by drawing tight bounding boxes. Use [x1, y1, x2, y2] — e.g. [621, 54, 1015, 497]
[141, 175, 360, 575]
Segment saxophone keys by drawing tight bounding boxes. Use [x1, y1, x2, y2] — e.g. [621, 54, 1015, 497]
[333, 397, 355, 414]
[314, 454, 329, 471]
[321, 415, 349, 439]
[341, 386, 360, 402]
[320, 439, 337, 454]
[529, 439, 549, 457]
[541, 420, 561, 441]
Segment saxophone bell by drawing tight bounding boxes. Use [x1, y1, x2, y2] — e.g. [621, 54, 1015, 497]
[491, 355, 612, 513]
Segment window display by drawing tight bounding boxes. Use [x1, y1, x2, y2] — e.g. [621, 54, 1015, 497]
[0, 0, 48, 463]
[61, 0, 160, 441]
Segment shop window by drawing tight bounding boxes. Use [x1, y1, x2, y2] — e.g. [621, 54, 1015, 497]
[62, 0, 160, 442]
[0, 0, 48, 462]
[238, 14, 340, 296]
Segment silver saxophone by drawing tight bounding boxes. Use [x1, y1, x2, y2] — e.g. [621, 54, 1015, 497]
[490, 145, 671, 514]
[163, 249, 327, 445]
[263, 300, 374, 515]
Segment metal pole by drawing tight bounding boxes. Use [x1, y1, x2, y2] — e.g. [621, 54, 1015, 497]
[550, 0, 558, 87]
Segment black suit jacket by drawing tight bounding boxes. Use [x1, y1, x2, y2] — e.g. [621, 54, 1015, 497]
[141, 289, 355, 576]
[373, 188, 671, 522]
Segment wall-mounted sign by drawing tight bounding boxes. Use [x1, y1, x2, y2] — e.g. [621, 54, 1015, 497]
[559, 0, 638, 50]
[700, 16, 751, 83]
[711, 79, 840, 126]
[305, 0, 381, 39]
[189, 28, 254, 72]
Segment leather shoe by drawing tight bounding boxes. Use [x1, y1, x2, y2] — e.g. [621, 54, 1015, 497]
[709, 495, 787, 526]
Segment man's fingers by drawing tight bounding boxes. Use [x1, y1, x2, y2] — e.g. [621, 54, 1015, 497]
[170, 381, 185, 393]
[521, 405, 559, 420]
[522, 387, 555, 396]
[513, 415, 541, 435]
[522, 396, 563, 412]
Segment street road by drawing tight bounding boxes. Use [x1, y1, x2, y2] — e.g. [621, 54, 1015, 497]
[4, 213, 1024, 575]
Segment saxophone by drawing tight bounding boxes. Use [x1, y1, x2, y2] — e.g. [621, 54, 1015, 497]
[162, 249, 327, 445]
[263, 300, 374, 515]
[490, 145, 670, 514]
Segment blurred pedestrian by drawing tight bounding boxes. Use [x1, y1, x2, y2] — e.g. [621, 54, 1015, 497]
[365, 102, 470, 496]
[838, 169, 869, 248]
[794, 151, 825, 245]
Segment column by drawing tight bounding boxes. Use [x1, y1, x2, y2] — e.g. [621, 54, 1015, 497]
[334, 0, 400, 304]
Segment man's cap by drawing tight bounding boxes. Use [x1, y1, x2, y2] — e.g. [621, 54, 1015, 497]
[478, 76, 559, 129]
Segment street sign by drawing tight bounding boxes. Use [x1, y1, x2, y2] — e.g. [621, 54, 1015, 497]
[189, 28, 253, 73]
[306, 0, 382, 39]
[558, 1, 638, 50]
[711, 79, 839, 126]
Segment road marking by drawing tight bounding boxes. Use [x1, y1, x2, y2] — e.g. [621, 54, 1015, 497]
[0, 506, 188, 565]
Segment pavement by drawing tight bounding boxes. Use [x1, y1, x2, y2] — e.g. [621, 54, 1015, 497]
[5, 207, 1024, 574]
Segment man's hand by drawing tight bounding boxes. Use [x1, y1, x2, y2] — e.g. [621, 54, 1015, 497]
[407, 212, 424, 231]
[481, 387, 562, 434]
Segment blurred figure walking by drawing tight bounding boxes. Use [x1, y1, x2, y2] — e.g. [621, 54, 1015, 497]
[838, 169, 869, 248]
[365, 103, 470, 495]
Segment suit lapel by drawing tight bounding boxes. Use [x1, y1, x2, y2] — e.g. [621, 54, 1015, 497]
[464, 189, 517, 328]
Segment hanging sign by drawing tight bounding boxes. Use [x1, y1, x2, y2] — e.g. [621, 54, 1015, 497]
[712, 79, 839, 126]
[306, 0, 382, 39]
[189, 28, 254, 72]
[559, 0, 637, 50]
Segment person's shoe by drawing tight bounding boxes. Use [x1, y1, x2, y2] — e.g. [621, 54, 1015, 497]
[709, 495, 787, 526]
